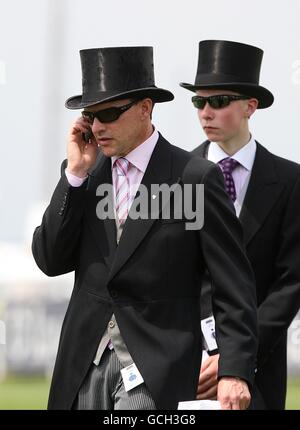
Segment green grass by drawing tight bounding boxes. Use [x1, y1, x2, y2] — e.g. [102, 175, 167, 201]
[0, 377, 299, 410]
[0, 377, 50, 409]
[286, 378, 300, 410]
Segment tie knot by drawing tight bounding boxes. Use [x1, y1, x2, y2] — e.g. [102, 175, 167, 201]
[115, 157, 130, 176]
[219, 157, 239, 174]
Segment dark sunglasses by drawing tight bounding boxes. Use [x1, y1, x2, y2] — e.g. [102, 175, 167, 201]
[82, 100, 138, 124]
[192, 94, 250, 110]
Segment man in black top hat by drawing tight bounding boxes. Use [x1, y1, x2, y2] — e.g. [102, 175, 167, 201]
[181, 40, 300, 409]
[32, 46, 258, 410]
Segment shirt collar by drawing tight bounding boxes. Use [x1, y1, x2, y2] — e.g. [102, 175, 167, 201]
[208, 135, 257, 171]
[111, 128, 159, 173]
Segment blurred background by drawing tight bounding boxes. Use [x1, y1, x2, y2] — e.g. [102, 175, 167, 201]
[0, 0, 299, 409]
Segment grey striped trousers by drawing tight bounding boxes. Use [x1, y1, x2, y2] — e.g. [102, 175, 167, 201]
[73, 348, 157, 410]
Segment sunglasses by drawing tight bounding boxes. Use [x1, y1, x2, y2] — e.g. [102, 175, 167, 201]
[82, 100, 137, 124]
[192, 95, 250, 110]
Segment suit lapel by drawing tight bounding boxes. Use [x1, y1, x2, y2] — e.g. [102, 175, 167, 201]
[194, 140, 285, 246]
[107, 134, 175, 283]
[192, 140, 210, 158]
[239, 143, 284, 246]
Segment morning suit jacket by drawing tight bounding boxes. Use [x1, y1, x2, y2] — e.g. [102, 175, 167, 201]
[193, 140, 300, 409]
[32, 133, 258, 410]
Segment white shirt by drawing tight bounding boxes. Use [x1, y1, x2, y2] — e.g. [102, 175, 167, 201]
[207, 136, 257, 216]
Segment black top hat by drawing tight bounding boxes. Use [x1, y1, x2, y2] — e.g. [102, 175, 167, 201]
[65, 46, 174, 109]
[180, 40, 274, 109]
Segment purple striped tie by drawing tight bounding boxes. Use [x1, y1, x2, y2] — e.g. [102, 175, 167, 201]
[114, 157, 131, 225]
[218, 157, 239, 202]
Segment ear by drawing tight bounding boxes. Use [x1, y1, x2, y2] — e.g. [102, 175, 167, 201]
[140, 98, 153, 119]
[245, 98, 259, 119]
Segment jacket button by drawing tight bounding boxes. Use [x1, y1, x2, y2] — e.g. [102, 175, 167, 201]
[109, 320, 115, 328]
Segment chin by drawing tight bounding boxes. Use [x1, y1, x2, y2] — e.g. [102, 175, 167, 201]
[99, 147, 115, 158]
[205, 132, 219, 141]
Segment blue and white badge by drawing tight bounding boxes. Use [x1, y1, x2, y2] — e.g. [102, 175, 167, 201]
[120, 363, 144, 392]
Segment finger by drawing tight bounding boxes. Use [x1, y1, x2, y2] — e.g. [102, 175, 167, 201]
[218, 389, 232, 410]
[225, 393, 241, 410]
[71, 125, 91, 137]
[198, 378, 213, 393]
[231, 400, 240, 410]
[81, 116, 93, 125]
[204, 385, 218, 400]
[219, 400, 232, 410]
[200, 357, 212, 373]
[196, 384, 218, 400]
[75, 115, 91, 126]
[198, 375, 217, 393]
[71, 120, 92, 135]
[199, 366, 218, 385]
[236, 383, 250, 410]
[199, 373, 211, 386]
[240, 395, 251, 410]
[245, 397, 251, 409]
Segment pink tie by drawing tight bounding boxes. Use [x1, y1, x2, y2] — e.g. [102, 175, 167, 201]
[114, 157, 131, 225]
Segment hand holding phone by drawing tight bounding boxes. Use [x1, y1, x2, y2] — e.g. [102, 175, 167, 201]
[67, 118, 99, 177]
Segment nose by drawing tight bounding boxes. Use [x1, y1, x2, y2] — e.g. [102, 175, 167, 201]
[92, 117, 107, 134]
[198, 102, 215, 121]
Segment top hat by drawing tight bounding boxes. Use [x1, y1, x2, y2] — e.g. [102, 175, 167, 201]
[180, 40, 274, 108]
[65, 46, 174, 109]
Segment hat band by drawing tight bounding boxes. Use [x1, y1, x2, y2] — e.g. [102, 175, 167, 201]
[81, 87, 160, 103]
[195, 72, 259, 86]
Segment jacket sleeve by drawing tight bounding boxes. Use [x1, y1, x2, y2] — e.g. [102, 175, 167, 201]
[32, 161, 87, 277]
[184, 156, 258, 387]
[257, 174, 300, 367]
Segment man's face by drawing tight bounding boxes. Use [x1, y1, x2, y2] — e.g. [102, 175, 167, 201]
[195, 89, 256, 144]
[84, 98, 152, 157]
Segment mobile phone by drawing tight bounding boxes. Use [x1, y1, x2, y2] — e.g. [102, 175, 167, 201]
[82, 128, 93, 143]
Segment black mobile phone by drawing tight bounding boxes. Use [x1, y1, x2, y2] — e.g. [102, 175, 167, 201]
[82, 128, 93, 143]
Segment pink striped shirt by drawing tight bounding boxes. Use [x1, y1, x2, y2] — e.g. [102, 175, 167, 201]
[111, 129, 159, 213]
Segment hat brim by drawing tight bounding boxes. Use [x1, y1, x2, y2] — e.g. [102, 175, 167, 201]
[65, 87, 174, 109]
[179, 82, 274, 109]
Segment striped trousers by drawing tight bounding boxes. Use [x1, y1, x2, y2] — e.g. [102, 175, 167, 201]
[73, 348, 157, 410]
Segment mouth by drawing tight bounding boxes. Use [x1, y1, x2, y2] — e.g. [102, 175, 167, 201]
[96, 137, 112, 145]
[204, 126, 218, 131]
